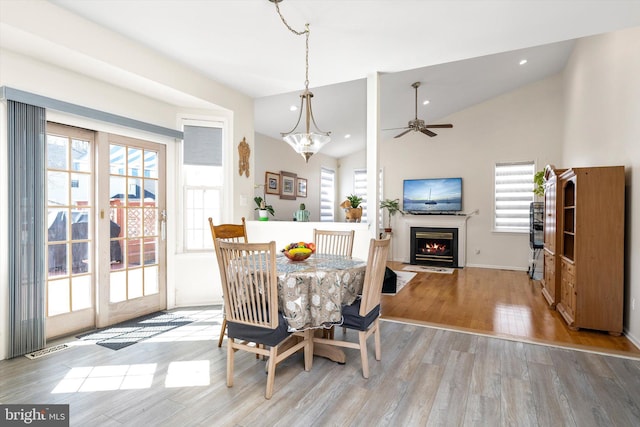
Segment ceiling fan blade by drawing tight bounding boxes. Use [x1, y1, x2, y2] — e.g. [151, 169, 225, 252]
[394, 129, 413, 138]
[383, 126, 410, 131]
[420, 129, 437, 137]
[425, 124, 453, 128]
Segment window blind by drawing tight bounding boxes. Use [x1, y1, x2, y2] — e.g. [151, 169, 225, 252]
[8, 101, 47, 357]
[494, 162, 535, 231]
[183, 125, 222, 166]
[353, 169, 367, 222]
[320, 167, 335, 222]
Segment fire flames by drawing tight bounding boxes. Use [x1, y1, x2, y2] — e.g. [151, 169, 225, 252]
[421, 243, 448, 255]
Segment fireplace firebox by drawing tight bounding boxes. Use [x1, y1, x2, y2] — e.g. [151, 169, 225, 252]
[410, 227, 459, 268]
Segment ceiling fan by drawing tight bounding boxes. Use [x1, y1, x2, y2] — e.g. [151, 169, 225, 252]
[387, 82, 453, 138]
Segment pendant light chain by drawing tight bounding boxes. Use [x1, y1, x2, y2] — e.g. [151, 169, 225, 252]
[271, 0, 330, 162]
[273, 0, 310, 89]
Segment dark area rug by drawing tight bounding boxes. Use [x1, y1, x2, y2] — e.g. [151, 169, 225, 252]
[76, 311, 195, 350]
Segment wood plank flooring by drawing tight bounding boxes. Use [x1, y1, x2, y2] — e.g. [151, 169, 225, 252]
[382, 263, 640, 356]
[1, 307, 640, 426]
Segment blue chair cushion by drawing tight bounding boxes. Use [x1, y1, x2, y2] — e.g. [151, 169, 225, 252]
[341, 300, 380, 331]
[227, 310, 290, 347]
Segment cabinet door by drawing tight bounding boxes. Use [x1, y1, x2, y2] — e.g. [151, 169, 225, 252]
[542, 251, 556, 305]
[544, 179, 556, 253]
[560, 260, 576, 321]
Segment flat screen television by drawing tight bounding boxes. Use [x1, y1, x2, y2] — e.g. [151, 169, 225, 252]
[403, 177, 463, 214]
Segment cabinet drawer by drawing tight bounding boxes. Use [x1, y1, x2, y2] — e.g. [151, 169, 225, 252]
[561, 260, 575, 276]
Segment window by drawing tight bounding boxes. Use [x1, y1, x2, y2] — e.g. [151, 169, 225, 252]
[183, 124, 223, 250]
[494, 161, 535, 231]
[320, 167, 335, 222]
[353, 169, 367, 222]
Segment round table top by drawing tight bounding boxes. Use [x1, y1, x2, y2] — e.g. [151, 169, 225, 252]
[276, 253, 366, 274]
[275, 253, 367, 330]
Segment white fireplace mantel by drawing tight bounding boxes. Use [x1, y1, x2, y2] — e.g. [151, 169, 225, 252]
[394, 214, 470, 267]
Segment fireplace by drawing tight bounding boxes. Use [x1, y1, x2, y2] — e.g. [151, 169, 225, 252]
[410, 227, 459, 268]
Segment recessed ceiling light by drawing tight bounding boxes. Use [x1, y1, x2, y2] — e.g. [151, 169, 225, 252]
[519, 59, 528, 65]
[289, 105, 298, 111]
[345, 134, 351, 139]
[422, 100, 430, 105]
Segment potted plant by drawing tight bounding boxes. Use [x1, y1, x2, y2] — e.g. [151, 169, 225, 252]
[380, 198, 404, 232]
[254, 196, 275, 221]
[346, 194, 362, 209]
[533, 170, 545, 198]
[342, 194, 363, 222]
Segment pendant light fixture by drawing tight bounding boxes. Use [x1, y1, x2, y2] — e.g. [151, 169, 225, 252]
[269, 0, 331, 163]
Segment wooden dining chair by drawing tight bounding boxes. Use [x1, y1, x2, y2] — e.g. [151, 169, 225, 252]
[208, 217, 247, 347]
[313, 229, 355, 257]
[216, 240, 313, 399]
[313, 236, 390, 378]
[313, 229, 356, 338]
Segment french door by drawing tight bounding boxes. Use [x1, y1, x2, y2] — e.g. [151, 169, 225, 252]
[99, 133, 166, 327]
[45, 123, 166, 337]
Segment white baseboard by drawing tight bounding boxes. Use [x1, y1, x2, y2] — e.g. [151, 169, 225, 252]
[623, 327, 640, 349]
[464, 263, 528, 271]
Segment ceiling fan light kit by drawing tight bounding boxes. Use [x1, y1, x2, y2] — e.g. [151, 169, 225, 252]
[270, 0, 331, 163]
[391, 82, 453, 139]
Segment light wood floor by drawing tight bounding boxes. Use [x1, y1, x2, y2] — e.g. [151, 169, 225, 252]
[1, 307, 640, 426]
[382, 263, 640, 356]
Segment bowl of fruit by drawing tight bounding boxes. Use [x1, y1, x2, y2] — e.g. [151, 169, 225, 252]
[282, 242, 316, 262]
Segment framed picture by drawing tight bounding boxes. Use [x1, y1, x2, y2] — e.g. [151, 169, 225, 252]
[265, 171, 280, 195]
[296, 178, 307, 198]
[280, 171, 297, 200]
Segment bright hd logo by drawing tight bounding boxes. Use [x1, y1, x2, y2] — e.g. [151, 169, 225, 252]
[1, 405, 69, 426]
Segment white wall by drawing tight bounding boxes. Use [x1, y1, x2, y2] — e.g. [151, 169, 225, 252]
[0, 2, 254, 359]
[561, 27, 640, 345]
[254, 132, 338, 222]
[379, 74, 565, 269]
[338, 149, 367, 222]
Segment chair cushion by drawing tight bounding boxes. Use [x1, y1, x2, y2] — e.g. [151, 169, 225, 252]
[227, 311, 290, 347]
[341, 300, 380, 331]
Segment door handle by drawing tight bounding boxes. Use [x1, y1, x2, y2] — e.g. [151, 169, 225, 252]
[160, 210, 167, 241]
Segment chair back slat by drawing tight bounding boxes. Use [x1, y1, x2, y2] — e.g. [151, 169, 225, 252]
[217, 241, 279, 329]
[359, 237, 391, 316]
[313, 229, 355, 257]
[209, 217, 247, 251]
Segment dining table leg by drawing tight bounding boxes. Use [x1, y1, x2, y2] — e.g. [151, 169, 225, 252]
[276, 329, 346, 364]
[312, 329, 346, 364]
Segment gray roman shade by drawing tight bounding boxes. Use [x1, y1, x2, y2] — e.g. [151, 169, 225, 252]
[183, 125, 222, 166]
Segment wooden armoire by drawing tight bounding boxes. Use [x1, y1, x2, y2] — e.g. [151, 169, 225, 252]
[553, 166, 625, 335]
[541, 165, 565, 308]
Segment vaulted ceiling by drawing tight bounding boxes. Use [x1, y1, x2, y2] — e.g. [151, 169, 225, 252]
[8, 1, 640, 157]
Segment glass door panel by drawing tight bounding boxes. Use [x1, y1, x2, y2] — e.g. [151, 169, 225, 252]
[45, 124, 95, 338]
[99, 137, 166, 327]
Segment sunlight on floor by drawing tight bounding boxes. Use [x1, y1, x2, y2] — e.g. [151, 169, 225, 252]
[493, 303, 533, 336]
[165, 360, 210, 388]
[52, 364, 157, 393]
[52, 308, 222, 393]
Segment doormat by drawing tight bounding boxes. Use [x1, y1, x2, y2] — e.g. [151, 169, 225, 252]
[402, 265, 455, 274]
[388, 271, 417, 295]
[76, 311, 195, 350]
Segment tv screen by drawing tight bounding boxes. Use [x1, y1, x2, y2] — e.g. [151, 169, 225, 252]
[403, 177, 463, 213]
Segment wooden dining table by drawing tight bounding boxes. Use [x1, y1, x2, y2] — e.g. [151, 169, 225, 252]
[275, 253, 367, 363]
